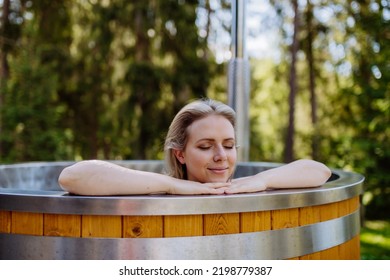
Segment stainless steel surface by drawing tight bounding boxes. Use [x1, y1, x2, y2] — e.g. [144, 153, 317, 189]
[0, 210, 360, 260]
[228, 59, 250, 162]
[228, 0, 250, 161]
[230, 0, 246, 58]
[0, 161, 364, 215]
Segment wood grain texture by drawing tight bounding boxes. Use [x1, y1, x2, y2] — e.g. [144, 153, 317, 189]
[299, 206, 321, 259]
[272, 208, 299, 260]
[204, 213, 239, 236]
[164, 215, 203, 237]
[0, 210, 11, 233]
[11, 211, 43, 236]
[240, 211, 271, 233]
[123, 215, 163, 238]
[82, 215, 122, 238]
[44, 214, 81, 237]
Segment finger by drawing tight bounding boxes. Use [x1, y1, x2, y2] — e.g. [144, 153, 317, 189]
[224, 187, 242, 194]
[207, 187, 228, 195]
[195, 184, 228, 195]
[205, 182, 231, 189]
[224, 185, 265, 194]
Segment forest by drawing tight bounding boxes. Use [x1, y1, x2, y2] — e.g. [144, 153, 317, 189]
[0, 0, 388, 219]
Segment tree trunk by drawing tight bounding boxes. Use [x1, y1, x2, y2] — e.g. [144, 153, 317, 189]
[0, 0, 11, 159]
[0, 0, 10, 80]
[285, 0, 300, 163]
[306, 0, 318, 160]
[203, 0, 212, 61]
[133, 5, 151, 159]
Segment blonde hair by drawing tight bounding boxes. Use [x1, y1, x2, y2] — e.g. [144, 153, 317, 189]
[164, 98, 236, 179]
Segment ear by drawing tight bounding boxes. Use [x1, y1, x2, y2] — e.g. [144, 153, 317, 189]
[173, 149, 186, 164]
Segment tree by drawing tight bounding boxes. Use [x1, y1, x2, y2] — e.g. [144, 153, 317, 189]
[0, 0, 11, 159]
[284, 0, 300, 163]
[340, 0, 390, 219]
[304, 0, 318, 160]
[1, 0, 71, 161]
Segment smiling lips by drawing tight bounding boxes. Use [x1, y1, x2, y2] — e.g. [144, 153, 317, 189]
[207, 167, 229, 174]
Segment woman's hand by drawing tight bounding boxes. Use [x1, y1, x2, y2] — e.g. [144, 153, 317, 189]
[169, 180, 230, 195]
[224, 159, 331, 194]
[224, 176, 267, 194]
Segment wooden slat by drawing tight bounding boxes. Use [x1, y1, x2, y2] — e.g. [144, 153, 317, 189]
[44, 214, 81, 237]
[338, 198, 351, 216]
[299, 206, 321, 259]
[271, 208, 299, 229]
[338, 197, 361, 259]
[82, 215, 122, 238]
[204, 213, 239, 236]
[240, 211, 271, 233]
[0, 210, 11, 233]
[349, 196, 360, 213]
[338, 198, 351, 259]
[319, 202, 339, 259]
[348, 197, 361, 259]
[123, 216, 163, 238]
[271, 208, 299, 259]
[11, 211, 43, 236]
[164, 215, 203, 237]
[299, 206, 321, 226]
[348, 235, 361, 260]
[319, 201, 339, 222]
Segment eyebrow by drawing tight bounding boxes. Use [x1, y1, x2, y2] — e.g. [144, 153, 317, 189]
[195, 138, 235, 144]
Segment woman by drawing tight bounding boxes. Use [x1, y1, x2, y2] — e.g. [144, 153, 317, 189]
[58, 99, 331, 195]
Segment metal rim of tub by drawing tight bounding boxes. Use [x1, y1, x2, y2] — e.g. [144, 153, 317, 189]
[0, 161, 364, 216]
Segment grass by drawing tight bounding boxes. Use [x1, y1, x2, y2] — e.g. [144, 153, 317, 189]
[360, 220, 390, 260]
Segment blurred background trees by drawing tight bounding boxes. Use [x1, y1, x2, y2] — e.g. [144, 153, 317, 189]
[0, 0, 388, 219]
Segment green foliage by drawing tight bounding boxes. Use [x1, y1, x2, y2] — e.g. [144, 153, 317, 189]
[0, 0, 220, 161]
[361, 220, 390, 260]
[249, 0, 389, 219]
[327, 0, 390, 219]
[1, 44, 69, 161]
[0, 0, 388, 219]
[249, 58, 289, 162]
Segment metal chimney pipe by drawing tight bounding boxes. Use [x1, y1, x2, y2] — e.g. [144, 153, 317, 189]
[228, 0, 250, 162]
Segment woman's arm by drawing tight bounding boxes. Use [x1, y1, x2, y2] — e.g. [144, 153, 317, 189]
[226, 159, 332, 194]
[58, 160, 229, 195]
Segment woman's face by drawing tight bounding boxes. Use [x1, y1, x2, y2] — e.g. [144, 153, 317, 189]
[174, 114, 237, 183]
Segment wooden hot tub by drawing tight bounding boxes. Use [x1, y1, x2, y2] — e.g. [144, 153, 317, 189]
[0, 161, 364, 259]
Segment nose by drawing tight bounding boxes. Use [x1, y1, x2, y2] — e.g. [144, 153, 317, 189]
[213, 145, 227, 162]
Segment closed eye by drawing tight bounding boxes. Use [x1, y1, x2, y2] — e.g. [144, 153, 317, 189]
[198, 146, 212, 150]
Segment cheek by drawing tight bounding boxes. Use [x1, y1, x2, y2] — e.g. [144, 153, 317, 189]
[229, 149, 237, 162]
[189, 150, 210, 166]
